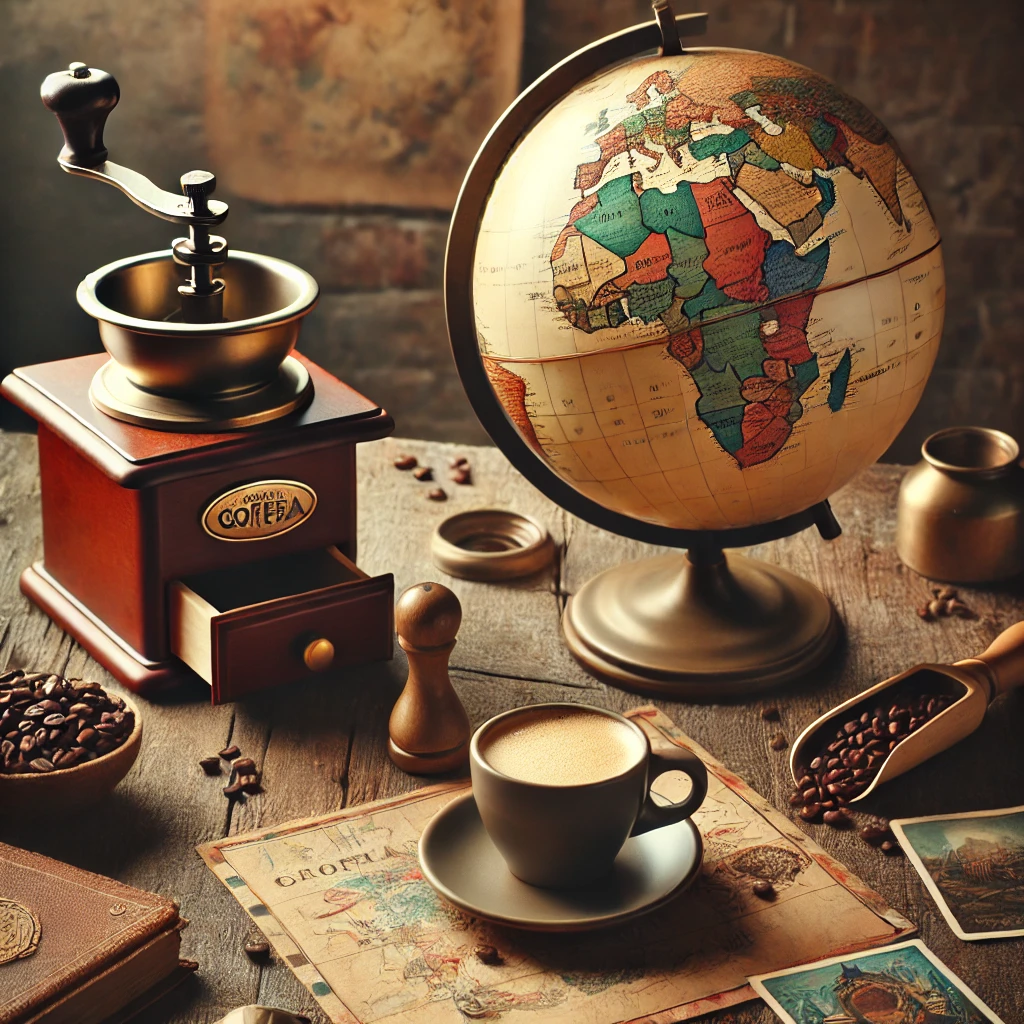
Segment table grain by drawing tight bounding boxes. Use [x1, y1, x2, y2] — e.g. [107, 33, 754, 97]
[0, 432, 1021, 1024]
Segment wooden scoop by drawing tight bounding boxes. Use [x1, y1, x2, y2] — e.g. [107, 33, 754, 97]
[790, 621, 1024, 802]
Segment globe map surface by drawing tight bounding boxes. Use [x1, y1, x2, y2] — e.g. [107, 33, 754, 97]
[471, 50, 945, 532]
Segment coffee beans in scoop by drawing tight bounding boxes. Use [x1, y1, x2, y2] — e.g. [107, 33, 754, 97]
[790, 690, 956, 823]
[0, 669, 134, 774]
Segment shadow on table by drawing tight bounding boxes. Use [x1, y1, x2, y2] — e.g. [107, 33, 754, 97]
[0, 788, 166, 875]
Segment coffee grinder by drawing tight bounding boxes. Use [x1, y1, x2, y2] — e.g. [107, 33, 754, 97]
[1, 63, 395, 703]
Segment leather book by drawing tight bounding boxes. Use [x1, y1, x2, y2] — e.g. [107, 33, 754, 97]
[0, 841, 189, 1024]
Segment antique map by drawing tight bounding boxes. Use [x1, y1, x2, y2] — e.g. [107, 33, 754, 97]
[199, 708, 913, 1024]
[206, 0, 523, 209]
[472, 52, 944, 530]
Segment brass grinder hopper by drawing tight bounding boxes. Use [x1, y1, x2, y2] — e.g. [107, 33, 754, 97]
[41, 62, 319, 430]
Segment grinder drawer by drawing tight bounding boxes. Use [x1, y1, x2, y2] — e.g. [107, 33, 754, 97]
[169, 546, 393, 703]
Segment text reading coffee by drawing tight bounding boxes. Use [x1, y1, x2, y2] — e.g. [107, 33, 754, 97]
[202, 480, 318, 541]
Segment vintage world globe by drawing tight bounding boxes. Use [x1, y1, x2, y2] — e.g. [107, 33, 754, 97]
[449, 29, 943, 541]
[445, 11, 945, 695]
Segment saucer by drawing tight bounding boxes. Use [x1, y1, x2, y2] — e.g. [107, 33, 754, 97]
[418, 791, 703, 932]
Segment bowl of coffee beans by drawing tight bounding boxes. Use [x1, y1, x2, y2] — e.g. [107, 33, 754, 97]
[0, 669, 142, 814]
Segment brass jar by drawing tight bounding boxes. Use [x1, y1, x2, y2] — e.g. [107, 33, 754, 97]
[897, 427, 1024, 583]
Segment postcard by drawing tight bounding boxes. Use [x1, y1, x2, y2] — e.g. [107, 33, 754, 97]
[749, 939, 1005, 1024]
[891, 805, 1024, 940]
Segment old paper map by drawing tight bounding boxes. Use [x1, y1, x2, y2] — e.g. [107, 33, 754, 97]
[198, 708, 914, 1024]
[205, 0, 524, 209]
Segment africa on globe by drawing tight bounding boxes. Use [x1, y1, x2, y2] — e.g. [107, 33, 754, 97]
[472, 49, 944, 532]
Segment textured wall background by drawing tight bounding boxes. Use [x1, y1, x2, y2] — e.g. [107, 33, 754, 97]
[1, 0, 1021, 462]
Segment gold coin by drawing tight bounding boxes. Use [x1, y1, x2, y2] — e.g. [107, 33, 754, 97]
[0, 899, 41, 965]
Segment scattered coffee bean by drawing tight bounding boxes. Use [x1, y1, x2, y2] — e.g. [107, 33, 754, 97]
[450, 467, 472, 485]
[880, 839, 901, 856]
[822, 808, 852, 828]
[769, 732, 788, 751]
[199, 756, 222, 776]
[475, 944, 503, 966]
[760, 705, 780, 721]
[219, 745, 241, 761]
[238, 774, 262, 795]
[233, 757, 257, 775]
[919, 587, 975, 622]
[244, 939, 270, 961]
[223, 780, 245, 797]
[428, 488, 448, 502]
[752, 880, 775, 900]
[799, 803, 822, 821]
[859, 824, 890, 847]
[412, 466, 434, 481]
[393, 455, 417, 470]
[0, 671, 134, 775]
[449, 456, 470, 470]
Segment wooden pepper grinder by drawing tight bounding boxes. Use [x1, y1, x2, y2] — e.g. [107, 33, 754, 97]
[388, 582, 471, 774]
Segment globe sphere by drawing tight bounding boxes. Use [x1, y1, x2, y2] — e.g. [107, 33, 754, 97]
[468, 49, 944, 533]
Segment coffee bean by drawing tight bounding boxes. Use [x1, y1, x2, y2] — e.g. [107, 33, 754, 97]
[223, 780, 245, 797]
[449, 456, 470, 470]
[752, 880, 775, 899]
[393, 454, 418, 470]
[475, 944, 503, 966]
[428, 488, 448, 502]
[823, 809, 852, 827]
[760, 705, 780, 721]
[244, 939, 270, 961]
[859, 825, 889, 846]
[769, 732, 788, 751]
[233, 757, 257, 775]
[199, 756, 222, 776]
[219, 745, 241, 761]
[412, 466, 434, 481]
[799, 803, 822, 821]
[809, 756, 822, 771]
[239, 774, 262, 795]
[29, 757, 55, 773]
[450, 467, 472, 485]
[788, 791, 803, 806]
[880, 840, 901, 855]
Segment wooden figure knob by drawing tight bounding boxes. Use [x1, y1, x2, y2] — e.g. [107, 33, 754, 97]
[388, 583, 470, 775]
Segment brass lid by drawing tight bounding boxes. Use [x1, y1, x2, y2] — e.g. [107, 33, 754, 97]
[431, 509, 555, 582]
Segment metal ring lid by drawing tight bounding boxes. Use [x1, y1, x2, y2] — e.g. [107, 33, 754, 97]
[431, 509, 555, 582]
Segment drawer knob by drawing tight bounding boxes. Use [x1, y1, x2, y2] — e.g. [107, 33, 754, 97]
[303, 638, 335, 672]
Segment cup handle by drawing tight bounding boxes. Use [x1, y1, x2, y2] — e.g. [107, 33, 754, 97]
[630, 745, 708, 836]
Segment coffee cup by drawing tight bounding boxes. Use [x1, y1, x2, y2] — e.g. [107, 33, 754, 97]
[469, 702, 708, 888]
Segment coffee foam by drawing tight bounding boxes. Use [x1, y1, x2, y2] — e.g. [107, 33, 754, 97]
[480, 707, 643, 786]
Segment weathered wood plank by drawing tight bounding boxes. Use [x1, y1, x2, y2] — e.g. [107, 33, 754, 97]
[1, 431, 1022, 1024]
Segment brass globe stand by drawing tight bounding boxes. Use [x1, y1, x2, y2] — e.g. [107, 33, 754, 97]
[562, 545, 838, 699]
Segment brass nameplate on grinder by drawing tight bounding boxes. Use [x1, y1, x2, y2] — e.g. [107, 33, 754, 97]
[202, 480, 317, 541]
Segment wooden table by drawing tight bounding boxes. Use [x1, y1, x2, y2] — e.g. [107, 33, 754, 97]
[1, 433, 1022, 1024]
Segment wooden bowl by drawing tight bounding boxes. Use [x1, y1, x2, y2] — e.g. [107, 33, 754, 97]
[0, 693, 143, 815]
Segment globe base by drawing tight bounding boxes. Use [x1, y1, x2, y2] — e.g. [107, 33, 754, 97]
[562, 550, 838, 699]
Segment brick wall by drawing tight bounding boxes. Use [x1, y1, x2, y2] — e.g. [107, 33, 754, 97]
[2, 0, 1020, 462]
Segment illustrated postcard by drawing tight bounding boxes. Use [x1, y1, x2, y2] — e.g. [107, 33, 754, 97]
[891, 805, 1024, 941]
[749, 938, 1006, 1024]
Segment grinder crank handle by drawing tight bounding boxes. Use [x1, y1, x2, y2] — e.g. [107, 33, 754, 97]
[40, 61, 118, 168]
[955, 620, 1024, 702]
[39, 62, 228, 226]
